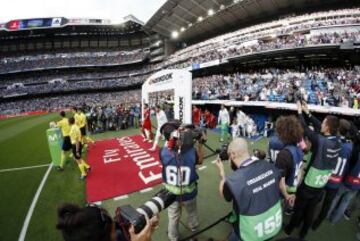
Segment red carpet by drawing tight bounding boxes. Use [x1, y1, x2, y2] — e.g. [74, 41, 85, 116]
[86, 135, 162, 202]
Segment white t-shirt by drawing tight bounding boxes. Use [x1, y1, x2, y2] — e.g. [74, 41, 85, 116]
[218, 109, 230, 125]
[157, 110, 168, 130]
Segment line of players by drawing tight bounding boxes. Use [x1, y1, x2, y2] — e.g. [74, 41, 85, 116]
[54, 107, 94, 179]
[140, 104, 218, 145]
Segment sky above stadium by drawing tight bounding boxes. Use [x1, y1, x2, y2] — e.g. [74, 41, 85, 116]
[0, 0, 167, 24]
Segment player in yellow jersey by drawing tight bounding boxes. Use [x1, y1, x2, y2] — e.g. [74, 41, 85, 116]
[69, 117, 91, 179]
[72, 107, 94, 146]
[55, 111, 72, 171]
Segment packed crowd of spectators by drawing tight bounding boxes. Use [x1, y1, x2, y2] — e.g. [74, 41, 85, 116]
[1, 75, 148, 97]
[1, 8, 360, 114]
[0, 49, 149, 74]
[163, 8, 360, 67]
[193, 67, 360, 108]
[166, 30, 360, 70]
[0, 90, 141, 115]
[1, 8, 359, 76]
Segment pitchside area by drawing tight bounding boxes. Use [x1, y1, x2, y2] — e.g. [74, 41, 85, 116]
[0, 113, 358, 241]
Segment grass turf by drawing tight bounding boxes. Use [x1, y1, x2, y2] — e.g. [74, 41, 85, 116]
[0, 114, 358, 241]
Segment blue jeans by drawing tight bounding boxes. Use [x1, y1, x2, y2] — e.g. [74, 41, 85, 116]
[329, 185, 358, 224]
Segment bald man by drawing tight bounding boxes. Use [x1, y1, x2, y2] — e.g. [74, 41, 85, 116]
[216, 138, 283, 241]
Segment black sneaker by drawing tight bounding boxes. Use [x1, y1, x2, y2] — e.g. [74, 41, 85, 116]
[86, 167, 92, 173]
[56, 166, 64, 171]
[80, 175, 87, 180]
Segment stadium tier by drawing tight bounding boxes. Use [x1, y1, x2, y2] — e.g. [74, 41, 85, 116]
[2, 1, 360, 241]
[1, 8, 360, 114]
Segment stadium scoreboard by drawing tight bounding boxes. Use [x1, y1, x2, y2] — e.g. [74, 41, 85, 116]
[0, 17, 112, 31]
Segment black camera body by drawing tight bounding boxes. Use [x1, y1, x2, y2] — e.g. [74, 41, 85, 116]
[160, 121, 207, 153]
[115, 189, 175, 235]
[182, 124, 207, 144]
[117, 205, 146, 234]
[216, 143, 229, 161]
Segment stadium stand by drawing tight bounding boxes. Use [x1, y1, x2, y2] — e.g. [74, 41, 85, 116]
[1, 7, 360, 115]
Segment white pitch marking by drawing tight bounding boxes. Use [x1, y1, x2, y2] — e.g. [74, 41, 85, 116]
[18, 163, 53, 241]
[199, 166, 207, 171]
[114, 195, 129, 201]
[140, 187, 153, 193]
[0, 164, 50, 173]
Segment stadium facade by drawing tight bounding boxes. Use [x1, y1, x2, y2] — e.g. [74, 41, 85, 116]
[0, 0, 360, 116]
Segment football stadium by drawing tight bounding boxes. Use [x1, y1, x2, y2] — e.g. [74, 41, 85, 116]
[1, 0, 360, 240]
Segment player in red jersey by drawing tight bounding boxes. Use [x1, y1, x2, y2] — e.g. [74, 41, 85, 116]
[192, 105, 201, 126]
[204, 109, 211, 128]
[141, 103, 153, 142]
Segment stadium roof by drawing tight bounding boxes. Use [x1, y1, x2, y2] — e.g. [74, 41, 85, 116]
[145, 0, 360, 43]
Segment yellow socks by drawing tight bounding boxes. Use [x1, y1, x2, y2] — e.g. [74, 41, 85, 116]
[81, 160, 90, 169]
[77, 163, 87, 176]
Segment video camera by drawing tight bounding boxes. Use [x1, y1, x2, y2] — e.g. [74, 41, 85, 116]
[115, 189, 175, 236]
[160, 120, 207, 152]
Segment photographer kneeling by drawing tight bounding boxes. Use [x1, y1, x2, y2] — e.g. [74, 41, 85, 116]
[216, 138, 283, 241]
[56, 203, 158, 241]
[159, 121, 204, 241]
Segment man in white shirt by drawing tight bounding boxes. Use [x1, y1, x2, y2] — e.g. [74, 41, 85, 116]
[149, 104, 168, 151]
[218, 105, 230, 142]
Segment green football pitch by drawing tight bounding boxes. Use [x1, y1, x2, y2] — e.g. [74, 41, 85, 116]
[0, 113, 358, 241]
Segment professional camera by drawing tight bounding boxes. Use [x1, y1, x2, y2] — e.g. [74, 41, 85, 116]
[253, 149, 266, 160]
[115, 189, 175, 235]
[182, 124, 207, 144]
[216, 143, 229, 161]
[160, 121, 207, 152]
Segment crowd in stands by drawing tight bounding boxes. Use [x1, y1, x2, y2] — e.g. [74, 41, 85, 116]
[166, 31, 360, 70]
[1, 75, 147, 97]
[1, 8, 360, 114]
[0, 49, 149, 74]
[0, 90, 141, 115]
[1, 9, 359, 76]
[193, 67, 360, 108]
[163, 8, 360, 67]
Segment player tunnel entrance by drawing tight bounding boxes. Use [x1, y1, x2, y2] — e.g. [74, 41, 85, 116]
[142, 69, 192, 124]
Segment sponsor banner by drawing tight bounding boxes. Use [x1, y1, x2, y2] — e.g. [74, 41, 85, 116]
[51, 17, 62, 27]
[142, 69, 192, 124]
[46, 128, 63, 166]
[0, 110, 48, 120]
[86, 135, 163, 202]
[8, 20, 20, 30]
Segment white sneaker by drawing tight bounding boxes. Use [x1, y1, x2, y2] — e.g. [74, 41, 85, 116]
[149, 148, 156, 152]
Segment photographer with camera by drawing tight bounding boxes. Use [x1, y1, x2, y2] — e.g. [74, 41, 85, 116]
[216, 138, 283, 241]
[56, 203, 158, 241]
[159, 121, 204, 241]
